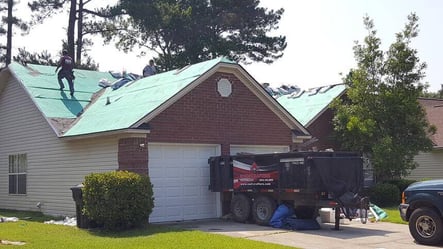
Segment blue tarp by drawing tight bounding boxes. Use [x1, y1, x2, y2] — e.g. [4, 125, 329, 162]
[270, 204, 294, 228]
[270, 204, 320, 230]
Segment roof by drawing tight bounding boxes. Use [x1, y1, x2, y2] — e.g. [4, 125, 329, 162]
[418, 98, 443, 148]
[277, 84, 347, 126]
[4, 57, 309, 138]
[8, 63, 114, 118]
[65, 57, 238, 136]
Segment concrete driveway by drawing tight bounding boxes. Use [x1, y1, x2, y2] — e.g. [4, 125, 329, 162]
[170, 219, 441, 249]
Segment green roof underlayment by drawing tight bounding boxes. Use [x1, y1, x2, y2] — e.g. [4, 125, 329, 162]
[19, 57, 230, 137]
[277, 84, 346, 126]
[10, 58, 235, 137]
[9, 62, 115, 118]
[64, 57, 234, 136]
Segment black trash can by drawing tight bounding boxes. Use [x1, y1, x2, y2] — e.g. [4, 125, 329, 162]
[70, 184, 89, 228]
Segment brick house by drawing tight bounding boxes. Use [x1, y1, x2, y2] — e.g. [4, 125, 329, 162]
[0, 58, 310, 222]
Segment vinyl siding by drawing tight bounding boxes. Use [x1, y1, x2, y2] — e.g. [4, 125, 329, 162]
[409, 150, 443, 180]
[0, 75, 119, 216]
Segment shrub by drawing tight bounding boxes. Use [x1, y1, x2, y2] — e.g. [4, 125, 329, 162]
[83, 170, 154, 230]
[385, 179, 417, 193]
[368, 183, 400, 207]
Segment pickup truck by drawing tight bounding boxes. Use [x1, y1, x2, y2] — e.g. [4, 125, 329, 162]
[398, 179, 443, 245]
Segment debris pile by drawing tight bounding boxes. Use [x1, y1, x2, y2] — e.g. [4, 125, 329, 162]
[0, 217, 18, 222]
[44, 217, 77, 226]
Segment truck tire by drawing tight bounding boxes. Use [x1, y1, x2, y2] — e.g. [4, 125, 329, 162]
[252, 195, 276, 226]
[409, 207, 443, 245]
[230, 194, 251, 222]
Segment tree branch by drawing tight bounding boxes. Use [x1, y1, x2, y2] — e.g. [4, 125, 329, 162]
[81, 8, 125, 18]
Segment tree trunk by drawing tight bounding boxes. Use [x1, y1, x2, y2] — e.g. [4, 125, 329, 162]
[67, 0, 77, 64]
[76, 0, 83, 64]
[6, 0, 13, 65]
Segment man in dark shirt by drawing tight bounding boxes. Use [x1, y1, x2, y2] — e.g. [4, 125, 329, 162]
[142, 59, 157, 77]
[55, 50, 75, 96]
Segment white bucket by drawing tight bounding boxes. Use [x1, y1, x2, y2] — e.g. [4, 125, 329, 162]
[319, 208, 335, 223]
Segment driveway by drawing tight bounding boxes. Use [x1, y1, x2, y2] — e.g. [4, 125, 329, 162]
[170, 219, 441, 249]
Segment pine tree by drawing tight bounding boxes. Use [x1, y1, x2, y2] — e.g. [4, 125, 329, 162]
[99, 0, 287, 70]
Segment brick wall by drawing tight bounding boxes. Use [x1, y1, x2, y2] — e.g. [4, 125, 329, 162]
[147, 72, 293, 154]
[118, 137, 148, 175]
[306, 108, 340, 151]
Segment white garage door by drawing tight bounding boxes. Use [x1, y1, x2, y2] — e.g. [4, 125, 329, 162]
[230, 145, 289, 155]
[148, 143, 220, 222]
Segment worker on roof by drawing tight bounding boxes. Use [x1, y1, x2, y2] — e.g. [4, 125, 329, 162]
[55, 50, 75, 96]
[142, 59, 157, 77]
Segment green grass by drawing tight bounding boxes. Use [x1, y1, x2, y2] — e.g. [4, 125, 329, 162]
[0, 209, 296, 249]
[380, 206, 407, 225]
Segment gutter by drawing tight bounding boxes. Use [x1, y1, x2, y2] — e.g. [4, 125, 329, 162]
[60, 128, 150, 141]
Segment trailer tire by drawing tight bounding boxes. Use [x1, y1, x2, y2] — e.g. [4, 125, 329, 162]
[252, 195, 276, 226]
[230, 194, 251, 222]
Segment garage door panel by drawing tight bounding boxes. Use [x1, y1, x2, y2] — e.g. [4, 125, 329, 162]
[201, 168, 210, 177]
[182, 147, 199, 158]
[182, 160, 205, 166]
[166, 207, 182, 218]
[164, 167, 182, 177]
[161, 146, 183, 158]
[161, 159, 184, 167]
[182, 196, 200, 205]
[148, 147, 163, 159]
[153, 178, 179, 187]
[183, 189, 199, 198]
[182, 179, 198, 187]
[166, 187, 182, 197]
[198, 147, 218, 157]
[180, 146, 216, 158]
[200, 185, 211, 194]
[148, 167, 162, 176]
[183, 168, 200, 177]
[183, 208, 197, 216]
[148, 143, 219, 222]
[183, 177, 205, 185]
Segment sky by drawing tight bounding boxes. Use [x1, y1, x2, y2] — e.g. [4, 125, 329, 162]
[12, 0, 443, 92]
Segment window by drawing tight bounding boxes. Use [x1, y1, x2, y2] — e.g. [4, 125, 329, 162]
[217, 78, 232, 97]
[8, 154, 27, 195]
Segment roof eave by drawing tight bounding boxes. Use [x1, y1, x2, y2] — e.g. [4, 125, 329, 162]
[60, 128, 150, 140]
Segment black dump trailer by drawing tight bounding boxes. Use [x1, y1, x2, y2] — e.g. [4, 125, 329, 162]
[209, 151, 370, 230]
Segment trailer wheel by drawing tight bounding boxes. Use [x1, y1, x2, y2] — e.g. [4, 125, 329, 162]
[252, 195, 276, 226]
[230, 194, 251, 222]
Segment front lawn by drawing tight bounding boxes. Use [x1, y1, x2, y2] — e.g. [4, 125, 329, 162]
[380, 206, 407, 225]
[0, 210, 295, 249]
